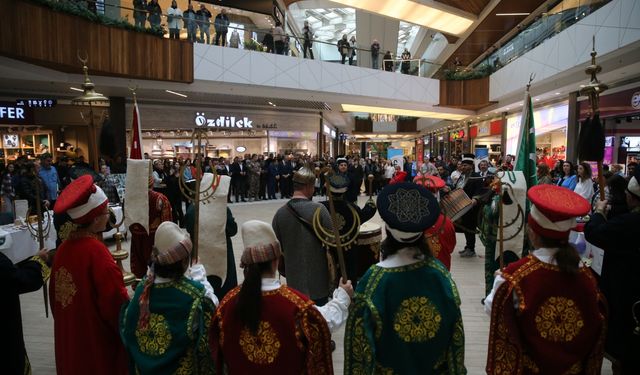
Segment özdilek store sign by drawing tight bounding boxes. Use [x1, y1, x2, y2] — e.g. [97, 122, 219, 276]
[194, 113, 279, 130]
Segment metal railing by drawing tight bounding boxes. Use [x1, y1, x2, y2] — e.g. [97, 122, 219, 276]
[37, 0, 440, 75]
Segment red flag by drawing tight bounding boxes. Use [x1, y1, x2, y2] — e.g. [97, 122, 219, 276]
[130, 101, 142, 159]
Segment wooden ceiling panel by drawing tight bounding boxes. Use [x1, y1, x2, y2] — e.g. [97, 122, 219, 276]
[434, 0, 491, 15]
[437, 0, 548, 75]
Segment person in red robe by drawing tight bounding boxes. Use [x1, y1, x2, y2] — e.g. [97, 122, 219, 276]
[414, 174, 456, 270]
[49, 175, 129, 375]
[129, 183, 172, 279]
[389, 165, 407, 185]
[211, 220, 352, 374]
[485, 184, 607, 375]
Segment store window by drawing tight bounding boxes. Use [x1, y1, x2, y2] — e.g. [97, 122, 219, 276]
[506, 103, 568, 168]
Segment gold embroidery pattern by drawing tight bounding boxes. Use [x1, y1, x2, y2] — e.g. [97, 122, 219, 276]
[175, 348, 194, 375]
[535, 296, 584, 342]
[374, 363, 395, 374]
[135, 314, 172, 356]
[350, 314, 373, 373]
[563, 362, 583, 375]
[523, 354, 540, 373]
[335, 213, 346, 231]
[393, 296, 441, 342]
[58, 221, 77, 241]
[54, 267, 76, 308]
[428, 237, 442, 257]
[239, 321, 281, 364]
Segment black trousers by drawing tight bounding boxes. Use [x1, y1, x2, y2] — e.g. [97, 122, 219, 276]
[303, 41, 314, 59]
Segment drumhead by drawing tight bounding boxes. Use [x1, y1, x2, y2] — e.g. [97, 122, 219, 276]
[359, 222, 381, 234]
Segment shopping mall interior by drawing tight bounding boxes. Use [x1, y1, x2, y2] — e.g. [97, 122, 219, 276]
[1, 0, 639, 373]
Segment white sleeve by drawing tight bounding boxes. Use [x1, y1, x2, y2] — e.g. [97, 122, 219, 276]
[484, 274, 505, 316]
[484, 274, 519, 315]
[314, 287, 350, 333]
[186, 264, 219, 307]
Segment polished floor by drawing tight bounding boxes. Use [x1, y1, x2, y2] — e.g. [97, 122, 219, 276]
[21, 196, 613, 374]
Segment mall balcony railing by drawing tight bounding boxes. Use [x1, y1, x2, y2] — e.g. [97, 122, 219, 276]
[459, 0, 612, 80]
[39, 0, 440, 77]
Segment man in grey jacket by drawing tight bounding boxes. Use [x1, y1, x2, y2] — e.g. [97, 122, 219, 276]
[272, 166, 333, 306]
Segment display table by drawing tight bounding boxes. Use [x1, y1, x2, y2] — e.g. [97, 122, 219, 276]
[0, 205, 126, 264]
[0, 217, 57, 264]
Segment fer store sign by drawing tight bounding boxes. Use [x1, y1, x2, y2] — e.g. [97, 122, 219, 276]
[0, 102, 34, 125]
[194, 113, 277, 129]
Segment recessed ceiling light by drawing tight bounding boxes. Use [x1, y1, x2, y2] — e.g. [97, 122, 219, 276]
[555, 92, 560, 95]
[535, 98, 540, 101]
[70, 87, 83, 92]
[165, 90, 187, 98]
[496, 13, 530, 16]
[505, 107, 510, 110]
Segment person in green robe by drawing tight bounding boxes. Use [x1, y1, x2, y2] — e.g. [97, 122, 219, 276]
[344, 182, 466, 374]
[120, 221, 216, 374]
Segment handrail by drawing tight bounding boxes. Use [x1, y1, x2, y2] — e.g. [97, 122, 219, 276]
[41, 0, 441, 71]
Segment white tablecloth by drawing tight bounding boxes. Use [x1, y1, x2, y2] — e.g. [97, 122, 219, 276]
[0, 216, 56, 264]
[0, 206, 126, 264]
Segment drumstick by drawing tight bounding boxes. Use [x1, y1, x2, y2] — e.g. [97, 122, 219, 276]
[323, 167, 349, 282]
[367, 174, 374, 199]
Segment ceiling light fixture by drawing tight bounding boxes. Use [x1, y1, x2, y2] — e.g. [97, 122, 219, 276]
[165, 90, 187, 98]
[341, 104, 469, 120]
[70, 87, 84, 92]
[329, 0, 474, 36]
[555, 92, 560, 95]
[496, 13, 530, 16]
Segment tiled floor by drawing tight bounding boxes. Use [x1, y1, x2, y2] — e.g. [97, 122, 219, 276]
[21, 196, 612, 374]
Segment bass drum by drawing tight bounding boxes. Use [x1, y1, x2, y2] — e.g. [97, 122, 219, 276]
[348, 222, 382, 283]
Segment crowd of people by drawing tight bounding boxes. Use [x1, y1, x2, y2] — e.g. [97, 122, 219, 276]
[3, 148, 640, 374]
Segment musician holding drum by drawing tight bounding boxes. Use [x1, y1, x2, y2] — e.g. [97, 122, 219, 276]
[449, 153, 486, 258]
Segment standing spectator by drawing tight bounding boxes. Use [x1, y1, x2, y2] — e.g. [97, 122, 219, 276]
[133, 0, 147, 28]
[383, 50, 393, 71]
[152, 159, 167, 197]
[627, 161, 637, 180]
[279, 157, 293, 199]
[501, 154, 514, 171]
[262, 29, 274, 53]
[214, 8, 229, 46]
[166, 0, 182, 39]
[401, 48, 411, 74]
[348, 35, 357, 65]
[97, 164, 120, 204]
[574, 162, 594, 202]
[228, 29, 241, 48]
[273, 21, 285, 55]
[536, 163, 553, 185]
[165, 162, 183, 227]
[267, 156, 280, 199]
[247, 154, 261, 201]
[21, 162, 49, 213]
[183, 4, 197, 42]
[1, 163, 15, 216]
[39, 154, 61, 208]
[557, 161, 577, 190]
[371, 39, 380, 69]
[230, 157, 246, 203]
[146, 0, 162, 29]
[259, 155, 268, 200]
[337, 34, 349, 64]
[302, 20, 314, 59]
[196, 4, 212, 44]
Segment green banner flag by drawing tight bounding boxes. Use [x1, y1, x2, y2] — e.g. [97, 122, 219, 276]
[515, 90, 538, 189]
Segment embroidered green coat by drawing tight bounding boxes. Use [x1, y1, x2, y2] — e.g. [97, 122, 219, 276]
[120, 277, 216, 375]
[344, 258, 466, 374]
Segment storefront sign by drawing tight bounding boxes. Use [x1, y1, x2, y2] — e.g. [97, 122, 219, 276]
[195, 113, 254, 128]
[0, 102, 34, 125]
[477, 123, 490, 136]
[449, 130, 465, 141]
[16, 99, 57, 108]
[632, 91, 640, 110]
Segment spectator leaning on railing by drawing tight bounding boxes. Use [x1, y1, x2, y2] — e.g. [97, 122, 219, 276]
[371, 39, 380, 69]
[338, 34, 349, 64]
[273, 21, 285, 55]
[183, 4, 198, 43]
[146, 0, 162, 28]
[133, 0, 147, 28]
[303, 20, 314, 59]
[197, 4, 212, 44]
[166, 1, 182, 40]
[214, 8, 230, 46]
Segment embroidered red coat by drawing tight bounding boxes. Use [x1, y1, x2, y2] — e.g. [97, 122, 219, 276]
[49, 234, 130, 375]
[129, 190, 172, 278]
[210, 285, 333, 375]
[487, 255, 607, 375]
[425, 213, 456, 270]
